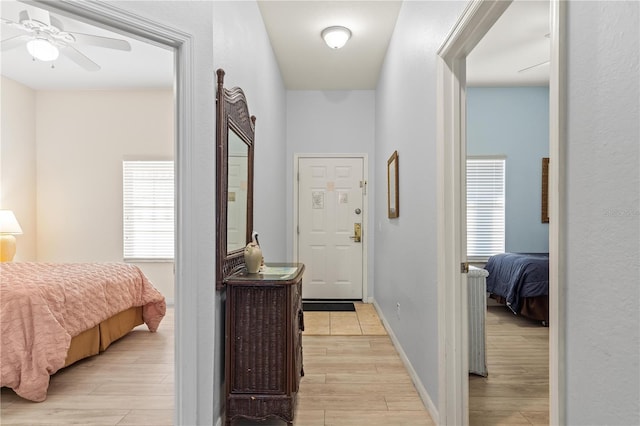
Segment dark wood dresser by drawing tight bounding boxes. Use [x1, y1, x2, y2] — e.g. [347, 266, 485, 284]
[224, 263, 305, 426]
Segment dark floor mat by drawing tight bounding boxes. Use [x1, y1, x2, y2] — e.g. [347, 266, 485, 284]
[302, 302, 355, 312]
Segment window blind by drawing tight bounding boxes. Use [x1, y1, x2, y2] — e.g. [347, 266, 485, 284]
[123, 160, 174, 260]
[466, 157, 505, 259]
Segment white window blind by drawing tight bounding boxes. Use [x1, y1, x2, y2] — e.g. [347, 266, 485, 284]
[467, 157, 505, 259]
[123, 161, 174, 260]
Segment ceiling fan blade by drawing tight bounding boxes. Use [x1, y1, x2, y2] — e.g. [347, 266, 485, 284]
[1, 16, 18, 26]
[1, 35, 30, 51]
[70, 32, 131, 51]
[518, 60, 550, 73]
[61, 45, 100, 71]
[23, 8, 51, 26]
[1, 16, 29, 32]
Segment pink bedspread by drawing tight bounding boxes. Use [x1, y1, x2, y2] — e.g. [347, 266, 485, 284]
[0, 262, 166, 402]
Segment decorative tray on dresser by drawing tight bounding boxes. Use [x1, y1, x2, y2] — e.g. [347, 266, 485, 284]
[224, 263, 305, 426]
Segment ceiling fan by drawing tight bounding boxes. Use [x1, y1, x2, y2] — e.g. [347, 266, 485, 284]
[1, 8, 131, 71]
[518, 33, 550, 74]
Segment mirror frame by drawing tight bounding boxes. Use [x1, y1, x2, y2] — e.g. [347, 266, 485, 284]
[216, 69, 255, 290]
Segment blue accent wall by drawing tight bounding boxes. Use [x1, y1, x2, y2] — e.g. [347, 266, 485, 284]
[467, 87, 549, 253]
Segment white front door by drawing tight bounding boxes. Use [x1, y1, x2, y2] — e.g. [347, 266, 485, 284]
[297, 157, 365, 300]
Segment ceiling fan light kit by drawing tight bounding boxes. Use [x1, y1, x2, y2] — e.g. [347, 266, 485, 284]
[26, 37, 59, 61]
[1, 8, 131, 71]
[321, 26, 351, 49]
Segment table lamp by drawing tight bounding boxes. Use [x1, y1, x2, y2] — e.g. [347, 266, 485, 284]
[0, 210, 23, 262]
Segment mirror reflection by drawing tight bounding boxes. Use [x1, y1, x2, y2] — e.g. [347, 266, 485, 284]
[227, 128, 249, 253]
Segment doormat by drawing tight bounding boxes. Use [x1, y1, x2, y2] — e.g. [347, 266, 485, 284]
[302, 302, 355, 312]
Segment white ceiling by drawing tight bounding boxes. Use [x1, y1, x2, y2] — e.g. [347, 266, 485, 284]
[0, 0, 549, 92]
[467, 0, 550, 86]
[259, 0, 549, 89]
[257, 0, 402, 90]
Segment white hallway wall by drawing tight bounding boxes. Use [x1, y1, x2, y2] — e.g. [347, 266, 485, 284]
[565, 1, 639, 424]
[213, 1, 287, 264]
[374, 0, 467, 412]
[286, 90, 376, 296]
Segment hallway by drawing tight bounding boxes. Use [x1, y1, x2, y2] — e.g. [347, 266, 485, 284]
[291, 302, 435, 425]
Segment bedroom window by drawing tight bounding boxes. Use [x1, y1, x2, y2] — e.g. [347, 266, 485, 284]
[466, 157, 505, 259]
[123, 160, 174, 261]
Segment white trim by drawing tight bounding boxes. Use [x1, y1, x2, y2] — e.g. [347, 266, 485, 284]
[437, 1, 512, 425]
[372, 300, 439, 424]
[548, 1, 566, 424]
[293, 153, 369, 302]
[28, 2, 198, 425]
[436, 1, 564, 426]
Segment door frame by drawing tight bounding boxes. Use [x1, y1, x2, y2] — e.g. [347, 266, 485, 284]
[293, 153, 369, 302]
[436, 1, 566, 425]
[28, 1, 198, 424]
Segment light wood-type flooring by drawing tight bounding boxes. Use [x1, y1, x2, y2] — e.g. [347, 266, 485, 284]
[1, 306, 175, 425]
[469, 305, 550, 426]
[1, 303, 548, 425]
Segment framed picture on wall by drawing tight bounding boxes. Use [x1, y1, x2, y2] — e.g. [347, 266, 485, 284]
[387, 150, 399, 218]
[541, 157, 549, 223]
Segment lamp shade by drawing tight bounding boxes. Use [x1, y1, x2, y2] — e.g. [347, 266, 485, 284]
[27, 38, 60, 62]
[321, 26, 352, 49]
[0, 210, 23, 234]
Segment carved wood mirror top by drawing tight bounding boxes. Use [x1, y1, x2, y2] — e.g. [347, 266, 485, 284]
[216, 69, 255, 290]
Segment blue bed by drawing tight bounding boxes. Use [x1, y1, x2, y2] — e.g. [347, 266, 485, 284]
[485, 252, 549, 324]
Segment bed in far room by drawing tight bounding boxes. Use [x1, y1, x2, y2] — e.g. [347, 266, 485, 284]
[485, 252, 549, 325]
[0, 262, 166, 402]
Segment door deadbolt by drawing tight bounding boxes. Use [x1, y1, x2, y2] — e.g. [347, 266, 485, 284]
[350, 223, 362, 243]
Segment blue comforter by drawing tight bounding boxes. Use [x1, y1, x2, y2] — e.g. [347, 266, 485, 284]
[485, 253, 549, 315]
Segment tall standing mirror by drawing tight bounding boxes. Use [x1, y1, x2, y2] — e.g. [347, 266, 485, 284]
[216, 69, 255, 290]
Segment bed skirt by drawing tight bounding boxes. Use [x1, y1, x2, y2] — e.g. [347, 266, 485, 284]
[490, 294, 549, 324]
[63, 306, 144, 367]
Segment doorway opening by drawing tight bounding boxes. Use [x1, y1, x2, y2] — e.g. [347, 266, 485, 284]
[22, 1, 198, 424]
[436, 0, 565, 425]
[465, 1, 551, 424]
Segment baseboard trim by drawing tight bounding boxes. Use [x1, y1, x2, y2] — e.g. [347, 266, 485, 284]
[372, 299, 440, 425]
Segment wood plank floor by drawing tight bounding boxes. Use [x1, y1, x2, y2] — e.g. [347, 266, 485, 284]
[1, 303, 548, 425]
[469, 305, 549, 426]
[1, 308, 175, 425]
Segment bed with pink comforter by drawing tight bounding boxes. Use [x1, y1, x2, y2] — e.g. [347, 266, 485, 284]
[0, 262, 166, 402]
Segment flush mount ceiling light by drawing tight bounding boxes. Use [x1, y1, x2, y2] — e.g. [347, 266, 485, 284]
[321, 26, 351, 49]
[26, 37, 59, 61]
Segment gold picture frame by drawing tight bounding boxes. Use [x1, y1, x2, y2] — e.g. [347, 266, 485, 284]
[541, 157, 549, 223]
[387, 150, 399, 218]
